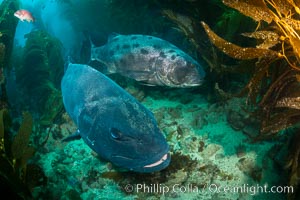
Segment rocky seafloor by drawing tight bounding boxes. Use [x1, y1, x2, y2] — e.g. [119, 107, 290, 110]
[31, 82, 289, 200]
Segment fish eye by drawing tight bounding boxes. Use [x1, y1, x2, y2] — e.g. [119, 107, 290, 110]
[110, 128, 122, 139]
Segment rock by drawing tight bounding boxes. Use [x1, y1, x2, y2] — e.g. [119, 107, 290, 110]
[201, 144, 222, 159]
[236, 157, 262, 182]
[226, 110, 245, 130]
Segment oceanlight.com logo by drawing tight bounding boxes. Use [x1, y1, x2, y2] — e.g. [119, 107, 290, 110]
[123, 183, 294, 196]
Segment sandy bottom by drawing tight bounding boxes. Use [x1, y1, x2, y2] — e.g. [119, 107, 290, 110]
[34, 86, 289, 200]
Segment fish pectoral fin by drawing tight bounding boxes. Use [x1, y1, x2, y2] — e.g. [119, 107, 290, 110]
[90, 61, 113, 74]
[140, 82, 156, 86]
[62, 130, 81, 142]
[125, 71, 150, 81]
[108, 32, 120, 42]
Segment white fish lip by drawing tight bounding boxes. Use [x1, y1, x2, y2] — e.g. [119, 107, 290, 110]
[143, 153, 168, 168]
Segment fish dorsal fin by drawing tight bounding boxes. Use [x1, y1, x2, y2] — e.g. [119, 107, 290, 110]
[108, 32, 120, 42]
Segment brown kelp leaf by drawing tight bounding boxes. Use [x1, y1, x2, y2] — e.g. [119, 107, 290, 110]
[285, 131, 300, 193]
[222, 0, 273, 23]
[284, 18, 300, 31]
[260, 109, 300, 134]
[162, 9, 194, 35]
[276, 97, 300, 109]
[0, 43, 5, 63]
[0, 109, 7, 139]
[271, 0, 294, 16]
[162, 10, 200, 51]
[289, 35, 300, 63]
[11, 112, 33, 159]
[20, 147, 35, 168]
[287, 0, 300, 15]
[239, 53, 280, 104]
[242, 31, 279, 49]
[242, 57, 273, 103]
[275, 83, 300, 109]
[201, 21, 278, 60]
[215, 83, 232, 101]
[259, 70, 295, 107]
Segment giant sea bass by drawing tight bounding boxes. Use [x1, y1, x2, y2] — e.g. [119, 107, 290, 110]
[61, 63, 170, 172]
[91, 34, 205, 88]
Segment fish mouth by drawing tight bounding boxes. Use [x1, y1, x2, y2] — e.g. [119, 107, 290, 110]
[144, 153, 168, 168]
[185, 82, 201, 87]
[110, 152, 171, 173]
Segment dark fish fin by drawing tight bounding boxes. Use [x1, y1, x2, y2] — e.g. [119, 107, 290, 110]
[125, 71, 150, 80]
[140, 82, 156, 86]
[108, 32, 120, 42]
[90, 60, 113, 74]
[89, 35, 96, 48]
[62, 130, 81, 142]
[64, 56, 73, 72]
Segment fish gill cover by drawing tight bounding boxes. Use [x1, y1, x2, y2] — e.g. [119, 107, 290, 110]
[1, 0, 299, 199]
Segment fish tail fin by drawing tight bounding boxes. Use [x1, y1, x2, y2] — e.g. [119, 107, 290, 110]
[89, 36, 97, 62]
[64, 56, 73, 72]
[89, 35, 96, 49]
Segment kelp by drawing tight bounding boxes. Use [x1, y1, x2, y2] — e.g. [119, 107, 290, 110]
[0, 109, 46, 199]
[15, 30, 64, 125]
[201, 0, 300, 198]
[11, 112, 35, 169]
[201, 0, 300, 133]
[201, 1, 300, 135]
[162, 5, 259, 102]
[222, 0, 273, 23]
[0, 0, 19, 109]
[162, 9, 201, 53]
[201, 22, 278, 59]
[0, 0, 19, 69]
[286, 131, 300, 199]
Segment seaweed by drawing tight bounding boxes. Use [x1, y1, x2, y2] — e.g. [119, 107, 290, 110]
[0, 109, 46, 199]
[201, 0, 300, 198]
[15, 30, 64, 125]
[0, 0, 19, 108]
[0, 0, 19, 69]
[11, 112, 35, 170]
[201, 1, 300, 135]
[286, 131, 300, 199]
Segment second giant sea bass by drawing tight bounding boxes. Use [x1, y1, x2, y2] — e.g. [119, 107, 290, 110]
[91, 34, 205, 88]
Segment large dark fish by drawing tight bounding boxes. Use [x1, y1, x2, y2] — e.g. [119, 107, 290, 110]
[61, 63, 170, 173]
[91, 34, 205, 88]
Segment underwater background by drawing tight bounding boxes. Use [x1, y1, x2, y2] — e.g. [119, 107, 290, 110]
[0, 0, 299, 199]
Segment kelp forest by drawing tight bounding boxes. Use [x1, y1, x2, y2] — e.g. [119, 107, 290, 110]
[0, 0, 300, 199]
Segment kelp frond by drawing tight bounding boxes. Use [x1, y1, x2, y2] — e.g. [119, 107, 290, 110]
[222, 0, 273, 23]
[220, 0, 300, 71]
[11, 112, 35, 170]
[0, 109, 36, 198]
[202, 1, 300, 198]
[201, 0, 300, 124]
[201, 22, 278, 59]
[286, 131, 300, 199]
[241, 31, 280, 49]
